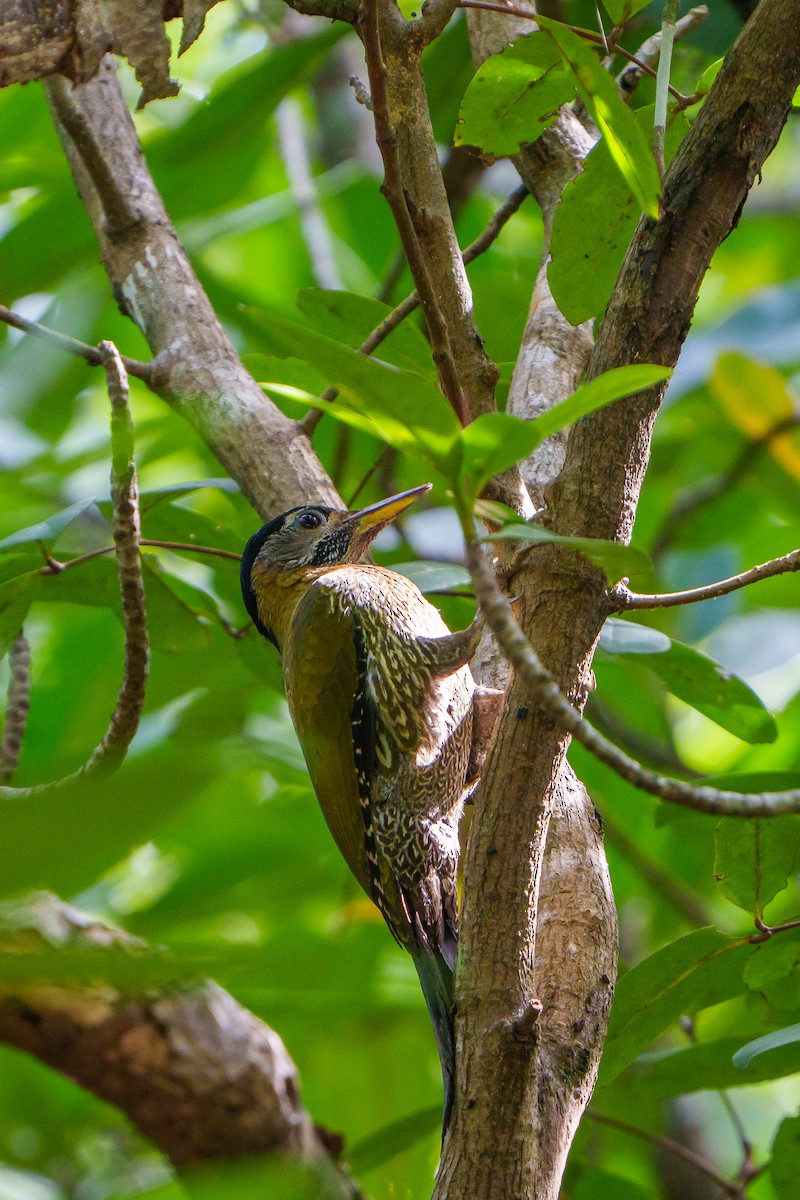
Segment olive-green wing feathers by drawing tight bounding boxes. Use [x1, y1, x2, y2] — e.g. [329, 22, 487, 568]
[283, 584, 376, 899]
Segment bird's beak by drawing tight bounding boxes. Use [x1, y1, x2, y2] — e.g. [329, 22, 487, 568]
[345, 484, 432, 536]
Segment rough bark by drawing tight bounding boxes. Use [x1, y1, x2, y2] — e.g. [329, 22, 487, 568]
[557, 0, 800, 543]
[45, 60, 338, 520]
[2, 1, 798, 1197]
[436, 2, 800, 1197]
[0, 894, 356, 1192]
[0, 0, 222, 98]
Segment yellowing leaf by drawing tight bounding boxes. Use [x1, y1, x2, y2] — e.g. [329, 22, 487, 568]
[712, 352, 800, 481]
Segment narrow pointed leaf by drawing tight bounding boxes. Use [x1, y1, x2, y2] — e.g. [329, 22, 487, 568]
[0, 499, 99, 551]
[598, 928, 751, 1086]
[458, 364, 671, 493]
[733, 1024, 800, 1070]
[246, 308, 460, 469]
[537, 17, 662, 218]
[487, 523, 652, 586]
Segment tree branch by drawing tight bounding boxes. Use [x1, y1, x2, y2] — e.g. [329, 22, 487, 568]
[615, 548, 800, 611]
[360, 0, 471, 424]
[587, 1111, 741, 1198]
[464, 528, 800, 817]
[0, 893, 359, 1194]
[299, 184, 529, 437]
[0, 303, 152, 383]
[437, 10, 616, 1199]
[0, 632, 30, 784]
[359, 0, 531, 512]
[45, 59, 339, 519]
[555, 0, 800, 546]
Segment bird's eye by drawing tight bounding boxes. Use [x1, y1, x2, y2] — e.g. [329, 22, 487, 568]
[297, 512, 323, 531]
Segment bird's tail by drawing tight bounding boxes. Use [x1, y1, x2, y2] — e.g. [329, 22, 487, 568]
[409, 927, 457, 1136]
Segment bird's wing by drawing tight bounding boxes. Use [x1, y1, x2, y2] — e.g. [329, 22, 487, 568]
[282, 582, 382, 905]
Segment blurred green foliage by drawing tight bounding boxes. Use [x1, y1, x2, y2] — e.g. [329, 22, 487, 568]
[1, 2, 800, 1198]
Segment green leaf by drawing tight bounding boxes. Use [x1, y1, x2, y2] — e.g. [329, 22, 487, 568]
[295, 289, 435, 377]
[771, 1115, 800, 1200]
[598, 620, 778, 743]
[645, 641, 777, 744]
[392, 561, 471, 594]
[537, 18, 662, 218]
[696, 58, 723, 97]
[39, 556, 210, 653]
[487, 522, 652, 586]
[733, 1024, 800, 1071]
[348, 1106, 441, 1173]
[266, 380, 427, 460]
[573, 1171, 654, 1200]
[598, 928, 751, 1087]
[0, 572, 38, 660]
[457, 364, 671, 493]
[0, 747, 205, 899]
[135, 479, 240, 512]
[455, 33, 575, 158]
[0, 554, 42, 586]
[245, 308, 460, 470]
[603, 0, 653, 22]
[714, 815, 800, 915]
[744, 938, 800, 1010]
[598, 618, 671, 655]
[139, 503, 243, 556]
[536, 364, 672, 439]
[549, 108, 690, 324]
[606, 1034, 800, 1100]
[0, 499, 99, 551]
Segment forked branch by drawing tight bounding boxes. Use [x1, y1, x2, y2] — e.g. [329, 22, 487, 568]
[463, 526, 800, 817]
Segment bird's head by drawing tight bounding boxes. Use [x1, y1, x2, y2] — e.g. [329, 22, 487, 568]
[241, 484, 431, 648]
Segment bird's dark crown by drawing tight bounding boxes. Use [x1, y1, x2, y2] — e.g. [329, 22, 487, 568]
[241, 486, 432, 651]
[240, 504, 353, 648]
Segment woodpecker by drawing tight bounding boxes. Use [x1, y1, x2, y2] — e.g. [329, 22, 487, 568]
[240, 484, 480, 1130]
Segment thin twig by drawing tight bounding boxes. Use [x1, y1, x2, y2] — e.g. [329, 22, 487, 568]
[618, 6, 708, 97]
[654, 0, 681, 176]
[680, 1018, 756, 1190]
[587, 1111, 741, 1198]
[299, 186, 528, 436]
[361, 0, 467, 423]
[0, 633, 31, 784]
[346, 446, 395, 507]
[614, 548, 800, 611]
[458, 1, 695, 105]
[0, 344, 149, 799]
[750, 913, 800, 943]
[40, 539, 242, 575]
[0, 304, 152, 384]
[461, 519, 800, 816]
[653, 414, 800, 557]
